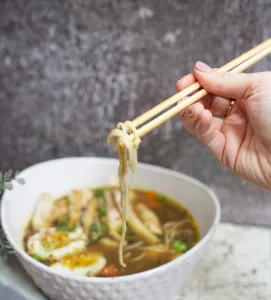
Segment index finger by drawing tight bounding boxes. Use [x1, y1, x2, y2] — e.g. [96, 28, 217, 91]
[176, 73, 202, 116]
[176, 73, 196, 91]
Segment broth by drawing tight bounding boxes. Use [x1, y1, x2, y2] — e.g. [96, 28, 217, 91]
[24, 187, 199, 277]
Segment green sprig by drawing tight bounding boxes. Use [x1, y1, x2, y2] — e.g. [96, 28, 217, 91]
[0, 169, 25, 261]
[0, 223, 14, 260]
[0, 170, 25, 191]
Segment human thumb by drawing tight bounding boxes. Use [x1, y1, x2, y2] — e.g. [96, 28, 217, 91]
[193, 61, 256, 100]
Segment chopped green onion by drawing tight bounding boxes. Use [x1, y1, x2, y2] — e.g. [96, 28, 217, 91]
[56, 217, 77, 232]
[90, 223, 99, 232]
[64, 196, 70, 206]
[157, 193, 167, 203]
[58, 217, 69, 227]
[56, 225, 76, 232]
[31, 254, 42, 262]
[172, 239, 188, 252]
[95, 188, 104, 197]
[68, 225, 76, 232]
[55, 226, 64, 232]
[101, 223, 108, 233]
[56, 219, 76, 232]
[90, 223, 108, 234]
[98, 206, 106, 216]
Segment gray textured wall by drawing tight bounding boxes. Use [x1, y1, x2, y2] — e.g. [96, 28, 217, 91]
[0, 0, 270, 225]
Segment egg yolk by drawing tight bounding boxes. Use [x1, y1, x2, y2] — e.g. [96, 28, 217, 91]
[41, 232, 72, 250]
[61, 253, 98, 269]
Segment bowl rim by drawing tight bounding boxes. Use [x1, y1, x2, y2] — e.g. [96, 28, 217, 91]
[1, 157, 221, 282]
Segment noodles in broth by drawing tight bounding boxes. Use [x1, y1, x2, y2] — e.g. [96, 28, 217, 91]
[107, 121, 141, 267]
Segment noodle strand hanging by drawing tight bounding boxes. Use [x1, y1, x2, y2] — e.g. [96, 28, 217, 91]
[107, 121, 141, 267]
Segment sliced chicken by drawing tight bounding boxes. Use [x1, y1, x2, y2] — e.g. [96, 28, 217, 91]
[104, 190, 122, 241]
[143, 244, 168, 260]
[69, 188, 92, 225]
[128, 208, 159, 245]
[32, 193, 54, 231]
[114, 189, 137, 218]
[81, 196, 98, 231]
[143, 245, 179, 260]
[113, 190, 121, 212]
[98, 238, 119, 250]
[108, 189, 159, 245]
[135, 203, 163, 235]
[51, 197, 69, 221]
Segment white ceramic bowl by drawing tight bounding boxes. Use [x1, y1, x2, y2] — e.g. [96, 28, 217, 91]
[1, 157, 220, 300]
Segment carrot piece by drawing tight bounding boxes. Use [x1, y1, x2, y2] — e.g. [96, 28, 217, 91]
[145, 191, 156, 199]
[99, 264, 121, 277]
[145, 192, 162, 208]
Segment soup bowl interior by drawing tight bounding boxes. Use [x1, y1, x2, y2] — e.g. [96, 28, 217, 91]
[1, 157, 220, 300]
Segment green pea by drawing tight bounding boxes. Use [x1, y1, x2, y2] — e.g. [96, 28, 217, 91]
[172, 239, 188, 252]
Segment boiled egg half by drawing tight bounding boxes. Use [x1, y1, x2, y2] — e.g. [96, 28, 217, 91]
[51, 251, 106, 276]
[27, 227, 87, 261]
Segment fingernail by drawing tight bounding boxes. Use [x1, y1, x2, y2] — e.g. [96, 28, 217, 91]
[195, 61, 211, 73]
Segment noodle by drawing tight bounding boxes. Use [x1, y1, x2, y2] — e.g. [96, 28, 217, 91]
[107, 121, 141, 267]
[140, 245, 168, 253]
[123, 252, 131, 259]
[124, 241, 143, 252]
[163, 219, 191, 247]
[127, 252, 145, 263]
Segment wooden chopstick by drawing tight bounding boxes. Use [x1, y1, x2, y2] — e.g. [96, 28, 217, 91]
[132, 38, 271, 128]
[136, 45, 271, 138]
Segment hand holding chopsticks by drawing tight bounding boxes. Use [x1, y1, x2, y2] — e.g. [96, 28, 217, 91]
[132, 38, 271, 138]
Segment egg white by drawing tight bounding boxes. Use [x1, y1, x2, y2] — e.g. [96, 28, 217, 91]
[27, 227, 87, 260]
[51, 254, 107, 276]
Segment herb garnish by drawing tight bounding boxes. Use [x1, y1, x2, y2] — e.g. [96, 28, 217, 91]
[89, 222, 108, 242]
[94, 188, 104, 197]
[31, 254, 42, 262]
[56, 217, 76, 232]
[156, 193, 167, 203]
[100, 223, 108, 233]
[0, 170, 25, 191]
[0, 170, 25, 260]
[98, 206, 106, 216]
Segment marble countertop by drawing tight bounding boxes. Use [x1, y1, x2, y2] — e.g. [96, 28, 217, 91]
[1, 223, 270, 300]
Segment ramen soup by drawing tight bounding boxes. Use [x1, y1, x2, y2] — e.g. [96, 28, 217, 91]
[24, 187, 200, 277]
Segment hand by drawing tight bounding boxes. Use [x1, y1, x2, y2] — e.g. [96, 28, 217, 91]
[177, 61, 271, 190]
